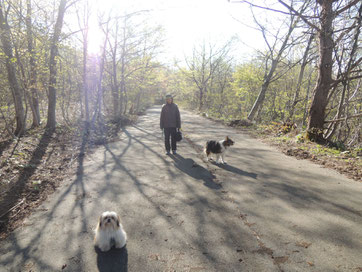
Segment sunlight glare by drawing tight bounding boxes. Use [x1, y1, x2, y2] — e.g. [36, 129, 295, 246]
[85, 0, 266, 60]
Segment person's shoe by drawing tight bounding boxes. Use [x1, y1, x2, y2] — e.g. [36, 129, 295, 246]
[172, 150, 177, 155]
[166, 151, 171, 155]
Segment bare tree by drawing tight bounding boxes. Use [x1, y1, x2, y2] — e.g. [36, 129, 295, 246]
[26, 0, 41, 127]
[46, 0, 68, 131]
[325, 3, 362, 140]
[77, 0, 90, 124]
[107, 18, 120, 118]
[278, 0, 362, 142]
[246, 2, 309, 121]
[288, 33, 315, 120]
[104, 11, 163, 116]
[184, 40, 233, 111]
[96, 14, 111, 119]
[0, 1, 26, 136]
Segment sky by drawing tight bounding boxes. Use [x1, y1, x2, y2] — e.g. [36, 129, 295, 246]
[83, 0, 278, 63]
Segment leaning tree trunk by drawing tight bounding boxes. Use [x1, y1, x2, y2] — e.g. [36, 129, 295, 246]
[46, 0, 67, 131]
[26, 0, 41, 127]
[247, 11, 298, 122]
[0, 3, 26, 136]
[248, 59, 277, 121]
[306, 0, 334, 142]
[289, 33, 314, 120]
[248, 82, 269, 121]
[302, 70, 313, 127]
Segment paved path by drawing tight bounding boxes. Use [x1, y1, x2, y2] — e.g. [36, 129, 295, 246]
[0, 106, 361, 272]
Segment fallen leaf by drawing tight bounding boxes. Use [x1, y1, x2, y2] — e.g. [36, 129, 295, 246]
[296, 241, 312, 248]
[190, 266, 207, 272]
[239, 213, 247, 218]
[148, 254, 160, 261]
[273, 256, 289, 264]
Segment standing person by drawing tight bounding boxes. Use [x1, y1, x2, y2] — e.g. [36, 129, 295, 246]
[160, 94, 181, 155]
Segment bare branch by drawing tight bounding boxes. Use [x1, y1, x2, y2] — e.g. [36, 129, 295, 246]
[324, 113, 362, 123]
[250, 8, 273, 54]
[335, 0, 361, 16]
[278, 0, 320, 31]
[230, 0, 294, 16]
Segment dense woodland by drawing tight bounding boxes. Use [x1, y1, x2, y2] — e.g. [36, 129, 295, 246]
[0, 0, 361, 148]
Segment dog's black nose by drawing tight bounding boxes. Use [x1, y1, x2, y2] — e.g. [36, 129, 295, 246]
[107, 218, 111, 223]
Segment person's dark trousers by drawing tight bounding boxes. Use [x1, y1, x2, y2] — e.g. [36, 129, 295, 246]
[164, 127, 177, 152]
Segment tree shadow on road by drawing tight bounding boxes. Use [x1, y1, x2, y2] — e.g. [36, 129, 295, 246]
[95, 246, 128, 272]
[0, 124, 93, 270]
[0, 130, 52, 233]
[213, 162, 258, 179]
[0, 138, 13, 158]
[171, 154, 222, 190]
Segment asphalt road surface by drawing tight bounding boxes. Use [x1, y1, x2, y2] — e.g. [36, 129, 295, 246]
[0, 106, 361, 272]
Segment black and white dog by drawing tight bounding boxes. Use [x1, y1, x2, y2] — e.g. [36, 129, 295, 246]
[205, 136, 234, 164]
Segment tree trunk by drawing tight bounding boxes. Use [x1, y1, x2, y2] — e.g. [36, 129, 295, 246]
[97, 30, 108, 120]
[302, 70, 313, 127]
[248, 82, 268, 121]
[119, 24, 126, 116]
[112, 52, 119, 118]
[325, 4, 361, 140]
[306, 0, 334, 142]
[325, 83, 346, 140]
[83, 27, 89, 123]
[112, 81, 120, 118]
[121, 54, 127, 115]
[26, 0, 41, 127]
[289, 34, 314, 120]
[119, 49, 125, 115]
[120, 73, 125, 115]
[135, 90, 142, 113]
[247, 10, 298, 122]
[77, 1, 90, 124]
[0, 3, 26, 136]
[123, 86, 128, 115]
[46, 0, 67, 131]
[199, 87, 204, 111]
[248, 59, 277, 120]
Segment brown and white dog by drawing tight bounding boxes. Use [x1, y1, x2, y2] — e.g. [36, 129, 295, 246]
[205, 136, 234, 164]
[94, 211, 127, 252]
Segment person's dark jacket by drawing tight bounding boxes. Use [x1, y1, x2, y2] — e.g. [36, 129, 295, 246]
[160, 103, 181, 129]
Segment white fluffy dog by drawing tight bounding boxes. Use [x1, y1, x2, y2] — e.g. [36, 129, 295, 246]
[94, 211, 127, 252]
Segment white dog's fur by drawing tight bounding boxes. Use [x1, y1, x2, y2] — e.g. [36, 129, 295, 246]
[94, 211, 127, 252]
